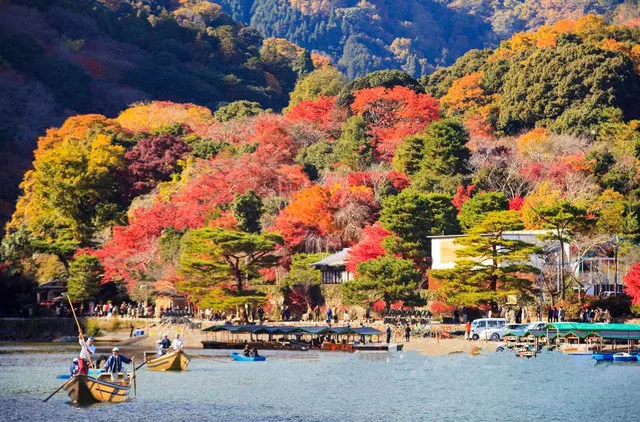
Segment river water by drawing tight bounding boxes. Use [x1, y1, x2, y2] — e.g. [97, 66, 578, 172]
[1, 342, 639, 421]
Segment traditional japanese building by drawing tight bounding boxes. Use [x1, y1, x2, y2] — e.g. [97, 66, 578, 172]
[310, 248, 353, 284]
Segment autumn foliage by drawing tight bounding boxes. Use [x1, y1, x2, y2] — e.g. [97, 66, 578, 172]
[350, 86, 439, 161]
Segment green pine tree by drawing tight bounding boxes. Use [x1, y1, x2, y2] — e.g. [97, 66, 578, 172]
[430, 211, 542, 307]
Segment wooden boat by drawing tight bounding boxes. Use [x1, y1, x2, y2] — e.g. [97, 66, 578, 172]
[232, 352, 266, 361]
[613, 352, 638, 362]
[144, 349, 190, 371]
[352, 343, 402, 352]
[63, 373, 131, 405]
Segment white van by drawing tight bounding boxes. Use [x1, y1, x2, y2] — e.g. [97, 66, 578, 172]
[470, 318, 507, 340]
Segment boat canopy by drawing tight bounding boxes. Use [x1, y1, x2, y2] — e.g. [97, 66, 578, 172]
[202, 324, 382, 336]
[535, 323, 640, 341]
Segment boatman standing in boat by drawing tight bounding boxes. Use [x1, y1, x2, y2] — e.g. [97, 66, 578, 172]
[78, 335, 95, 375]
[104, 347, 133, 381]
[172, 333, 184, 351]
[160, 334, 171, 351]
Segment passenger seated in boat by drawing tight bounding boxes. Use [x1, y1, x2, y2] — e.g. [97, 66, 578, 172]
[160, 334, 171, 351]
[249, 347, 260, 358]
[70, 358, 79, 377]
[155, 340, 164, 357]
[242, 344, 251, 357]
[104, 347, 134, 382]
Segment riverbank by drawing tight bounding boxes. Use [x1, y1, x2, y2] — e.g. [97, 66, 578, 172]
[402, 337, 485, 356]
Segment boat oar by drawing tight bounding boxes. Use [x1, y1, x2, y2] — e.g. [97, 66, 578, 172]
[135, 360, 147, 371]
[43, 378, 71, 402]
[132, 358, 137, 397]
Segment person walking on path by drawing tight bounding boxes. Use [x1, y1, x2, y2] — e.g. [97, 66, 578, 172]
[326, 307, 332, 325]
[559, 307, 565, 322]
[464, 321, 471, 340]
[386, 324, 392, 344]
[404, 324, 411, 342]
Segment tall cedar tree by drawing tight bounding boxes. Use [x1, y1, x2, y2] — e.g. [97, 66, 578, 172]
[430, 211, 541, 307]
[342, 255, 424, 311]
[379, 190, 459, 286]
[66, 254, 102, 304]
[230, 190, 263, 233]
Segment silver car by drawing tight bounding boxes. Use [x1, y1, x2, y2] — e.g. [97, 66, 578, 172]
[482, 323, 527, 341]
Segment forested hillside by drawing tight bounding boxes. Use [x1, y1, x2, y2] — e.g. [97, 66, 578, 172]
[216, 0, 640, 79]
[216, 0, 494, 78]
[0, 0, 311, 231]
[4, 16, 640, 315]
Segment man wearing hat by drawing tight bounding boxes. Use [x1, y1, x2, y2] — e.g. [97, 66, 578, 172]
[160, 334, 171, 351]
[171, 333, 184, 351]
[78, 335, 95, 375]
[69, 358, 79, 377]
[104, 347, 133, 381]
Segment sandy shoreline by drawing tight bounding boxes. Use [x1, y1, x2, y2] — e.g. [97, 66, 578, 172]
[103, 320, 489, 356]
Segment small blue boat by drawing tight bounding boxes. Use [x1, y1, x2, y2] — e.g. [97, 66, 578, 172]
[612, 352, 638, 362]
[232, 352, 266, 362]
[592, 353, 614, 362]
[56, 368, 103, 379]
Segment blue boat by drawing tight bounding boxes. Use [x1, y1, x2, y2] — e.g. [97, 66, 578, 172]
[612, 352, 638, 362]
[56, 368, 103, 379]
[232, 352, 266, 362]
[592, 353, 614, 361]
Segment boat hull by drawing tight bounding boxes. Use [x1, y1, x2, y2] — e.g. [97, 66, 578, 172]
[232, 352, 266, 361]
[592, 353, 614, 361]
[63, 374, 131, 405]
[146, 350, 190, 371]
[353, 343, 403, 352]
[613, 353, 637, 362]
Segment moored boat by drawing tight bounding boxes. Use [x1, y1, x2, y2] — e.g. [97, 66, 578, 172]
[232, 352, 266, 361]
[353, 343, 403, 352]
[613, 352, 638, 362]
[63, 373, 132, 405]
[592, 353, 614, 362]
[144, 349, 191, 371]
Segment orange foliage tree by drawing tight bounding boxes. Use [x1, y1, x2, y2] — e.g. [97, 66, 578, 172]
[350, 86, 439, 162]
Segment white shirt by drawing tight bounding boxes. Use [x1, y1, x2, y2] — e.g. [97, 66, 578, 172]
[79, 339, 95, 360]
[172, 338, 184, 350]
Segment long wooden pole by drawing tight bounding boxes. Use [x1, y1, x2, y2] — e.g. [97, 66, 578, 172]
[66, 294, 96, 372]
[42, 378, 71, 402]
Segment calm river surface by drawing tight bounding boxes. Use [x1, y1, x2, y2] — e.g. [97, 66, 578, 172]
[1, 342, 639, 421]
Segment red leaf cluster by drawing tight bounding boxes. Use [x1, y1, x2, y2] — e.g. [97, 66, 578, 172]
[623, 263, 640, 305]
[345, 223, 390, 273]
[350, 86, 439, 162]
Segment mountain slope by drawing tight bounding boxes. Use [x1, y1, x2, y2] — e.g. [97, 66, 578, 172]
[0, 0, 306, 231]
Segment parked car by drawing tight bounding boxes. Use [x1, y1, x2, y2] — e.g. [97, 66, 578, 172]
[502, 321, 548, 339]
[482, 323, 527, 341]
[470, 318, 507, 340]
